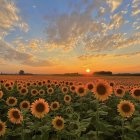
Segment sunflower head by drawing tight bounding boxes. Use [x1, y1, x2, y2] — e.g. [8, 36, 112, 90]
[19, 87, 28, 96]
[6, 86, 13, 91]
[0, 120, 6, 136]
[4, 82, 11, 88]
[50, 101, 60, 111]
[20, 101, 30, 111]
[76, 85, 87, 96]
[52, 116, 64, 130]
[117, 100, 135, 118]
[93, 80, 112, 101]
[64, 95, 71, 103]
[61, 86, 69, 94]
[47, 87, 54, 95]
[37, 81, 43, 87]
[70, 85, 76, 93]
[110, 82, 115, 87]
[6, 97, 17, 107]
[131, 88, 140, 100]
[114, 87, 125, 97]
[8, 108, 23, 124]
[86, 82, 94, 91]
[31, 98, 49, 119]
[39, 89, 45, 96]
[31, 89, 38, 96]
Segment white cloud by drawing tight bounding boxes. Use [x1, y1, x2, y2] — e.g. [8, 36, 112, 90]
[106, 0, 123, 12]
[0, 0, 29, 38]
[0, 39, 54, 67]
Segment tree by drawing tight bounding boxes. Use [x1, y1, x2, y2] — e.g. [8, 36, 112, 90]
[19, 70, 25, 75]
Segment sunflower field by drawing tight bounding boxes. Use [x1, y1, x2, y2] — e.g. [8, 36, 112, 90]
[0, 79, 140, 140]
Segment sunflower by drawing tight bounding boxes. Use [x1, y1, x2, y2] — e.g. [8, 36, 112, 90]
[50, 101, 60, 111]
[52, 116, 64, 130]
[131, 88, 140, 100]
[20, 101, 30, 111]
[31, 89, 38, 96]
[117, 100, 135, 118]
[4, 82, 10, 88]
[6, 86, 13, 91]
[86, 82, 94, 91]
[19, 87, 28, 96]
[76, 85, 87, 97]
[0, 120, 6, 136]
[6, 97, 17, 107]
[47, 87, 54, 95]
[31, 98, 49, 119]
[110, 82, 115, 87]
[64, 95, 71, 103]
[47, 84, 51, 88]
[26, 82, 31, 87]
[114, 87, 125, 97]
[37, 81, 43, 87]
[8, 108, 23, 124]
[69, 82, 73, 86]
[0, 91, 3, 99]
[61, 86, 69, 94]
[70, 85, 76, 93]
[93, 80, 112, 101]
[39, 89, 45, 96]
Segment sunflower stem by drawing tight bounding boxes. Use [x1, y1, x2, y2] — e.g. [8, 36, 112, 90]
[21, 121, 25, 140]
[57, 131, 61, 140]
[96, 100, 99, 139]
[121, 118, 125, 140]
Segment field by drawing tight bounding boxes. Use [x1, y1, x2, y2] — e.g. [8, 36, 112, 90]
[0, 75, 140, 140]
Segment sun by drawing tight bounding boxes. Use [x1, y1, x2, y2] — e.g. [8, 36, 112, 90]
[86, 68, 91, 73]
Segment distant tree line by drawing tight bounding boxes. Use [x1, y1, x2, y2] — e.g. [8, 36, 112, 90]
[93, 71, 112, 76]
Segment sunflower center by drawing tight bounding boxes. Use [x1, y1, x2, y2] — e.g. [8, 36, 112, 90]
[71, 86, 75, 90]
[122, 104, 131, 113]
[70, 82, 73, 85]
[13, 111, 20, 119]
[117, 89, 123, 94]
[21, 89, 26, 93]
[36, 103, 45, 112]
[27, 83, 30, 86]
[56, 119, 63, 126]
[52, 103, 58, 108]
[49, 89, 52, 92]
[40, 91, 44, 94]
[38, 82, 42, 85]
[110, 83, 114, 87]
[134, 90, 140, 96]
[22, 103, 28, 108]
[32, 90, 37, 94]
[63, 88, 67, 92]
[9, 99, 15, 104]
[66, 96, 70, 101]
[78, 88, 84, 93]
[5, 83, 10, 87]
[96, 84, 106, 95]
[88, 84, 93, 90]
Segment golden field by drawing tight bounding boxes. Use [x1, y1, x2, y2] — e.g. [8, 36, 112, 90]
[0, 75, 140, 140]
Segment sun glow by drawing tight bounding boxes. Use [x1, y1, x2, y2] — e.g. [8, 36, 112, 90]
[86, 69, 90, 73]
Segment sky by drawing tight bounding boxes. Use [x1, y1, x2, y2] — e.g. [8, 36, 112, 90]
[0, 0, 140, 74]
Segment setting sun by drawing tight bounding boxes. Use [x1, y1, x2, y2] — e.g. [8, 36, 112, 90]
[86, 69, 91, 73]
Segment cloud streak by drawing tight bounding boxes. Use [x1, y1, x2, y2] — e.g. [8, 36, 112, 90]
[0, 39, 54, 67]
[78, 51, 140, 61]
